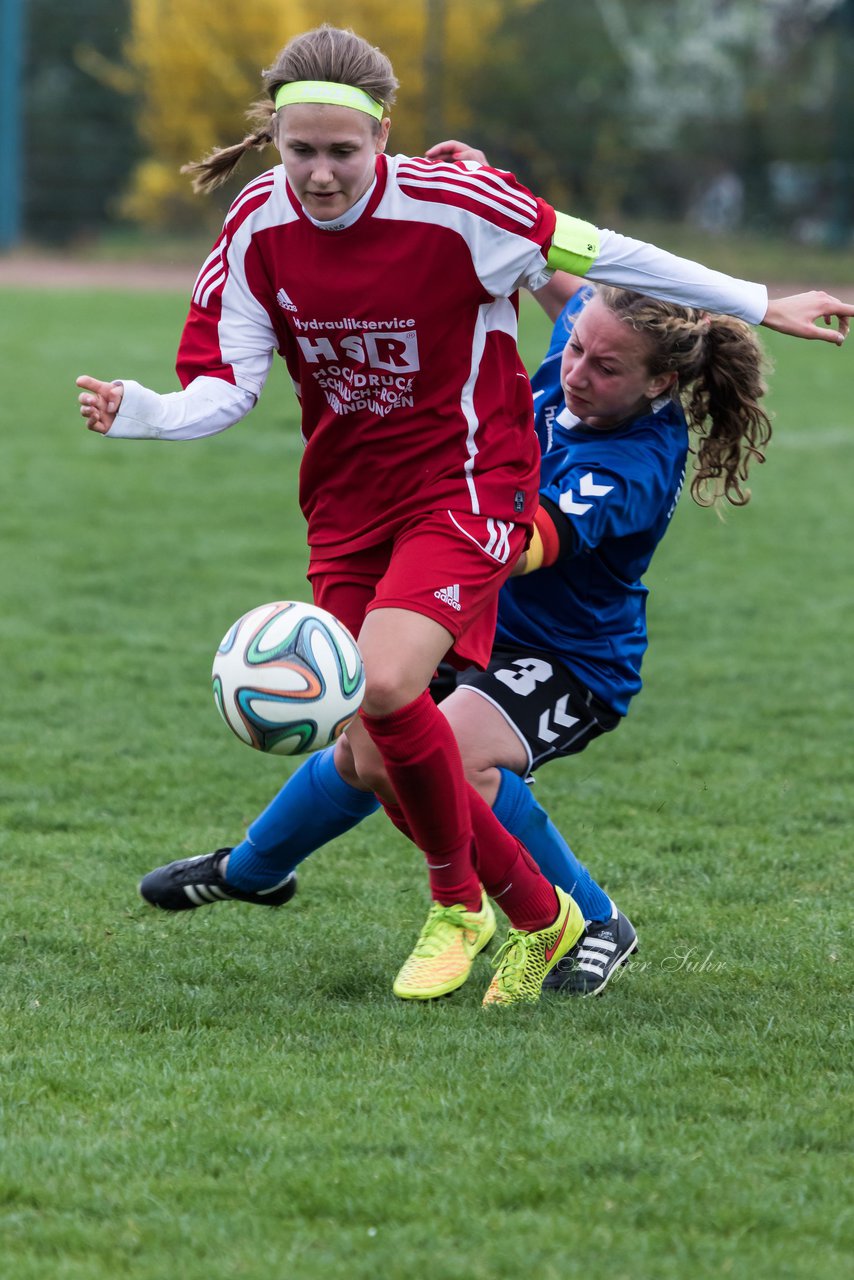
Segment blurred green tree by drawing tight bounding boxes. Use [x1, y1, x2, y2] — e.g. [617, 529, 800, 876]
[466, 0, 851, 237]
[464, 0, 630, 219]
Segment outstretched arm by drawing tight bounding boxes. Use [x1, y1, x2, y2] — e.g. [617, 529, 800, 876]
[426, 140, 852, 346]
[75, 374, 255, 441]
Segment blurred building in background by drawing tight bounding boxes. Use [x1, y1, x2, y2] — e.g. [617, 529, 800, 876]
[2, 0, 852, 250]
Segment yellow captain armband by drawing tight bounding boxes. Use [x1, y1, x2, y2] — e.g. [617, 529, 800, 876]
[547, 211, 600, 275]
[522, 526, 545, 574]
[517, 499, 574, 575]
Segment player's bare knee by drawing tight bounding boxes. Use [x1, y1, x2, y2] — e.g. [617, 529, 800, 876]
[333, 734, 361, 787]
[361, 667, 420, 717]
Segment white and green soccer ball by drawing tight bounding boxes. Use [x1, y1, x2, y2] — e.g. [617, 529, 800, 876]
[212, 600, 365, 756]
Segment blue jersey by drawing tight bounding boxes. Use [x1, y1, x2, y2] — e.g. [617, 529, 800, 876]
[494, 291, 689, 715]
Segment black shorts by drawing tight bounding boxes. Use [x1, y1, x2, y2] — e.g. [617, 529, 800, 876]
[435, 646, 621, 773]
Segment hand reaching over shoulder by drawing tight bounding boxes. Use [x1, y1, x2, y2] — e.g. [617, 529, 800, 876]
[76, 375, 124, 434]
[425, 139, 488, 166]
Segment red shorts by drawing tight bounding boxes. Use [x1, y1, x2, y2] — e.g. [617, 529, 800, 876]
[308, 510, 529, 670]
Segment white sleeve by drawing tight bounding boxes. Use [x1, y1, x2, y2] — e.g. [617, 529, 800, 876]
[105, 376, 256, 441]
[586, 229, 768, 324]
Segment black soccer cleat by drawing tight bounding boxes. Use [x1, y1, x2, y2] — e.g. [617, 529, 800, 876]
[542, 905, 638, 996]
[139, 848, 297, 912]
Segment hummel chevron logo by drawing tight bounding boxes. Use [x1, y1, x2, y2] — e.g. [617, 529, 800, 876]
[537, 695, 580, 744]
[559, 471, 614, 516]
[434, 584, 461, 611]
[276, 287, 297, 312]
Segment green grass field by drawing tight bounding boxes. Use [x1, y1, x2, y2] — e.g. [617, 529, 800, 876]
[1, 287, 851, 1279]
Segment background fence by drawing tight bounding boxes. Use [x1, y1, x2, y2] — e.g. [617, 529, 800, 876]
[2, 0, 853, 253]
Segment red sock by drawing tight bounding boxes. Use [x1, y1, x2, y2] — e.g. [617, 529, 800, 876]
[360, 692, 482, 910]
[467, 787, 559, 931]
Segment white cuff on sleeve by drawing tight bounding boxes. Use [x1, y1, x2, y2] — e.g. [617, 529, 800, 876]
[589, 230, 768, 325]
[106, 377, 256, 441]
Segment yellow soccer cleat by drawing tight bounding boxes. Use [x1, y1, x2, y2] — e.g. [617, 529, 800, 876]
[393, 892, 496, 1000]
[482, 887, 584, 1006]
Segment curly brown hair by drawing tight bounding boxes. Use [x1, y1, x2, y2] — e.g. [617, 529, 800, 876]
[596, 286, 773, 506]
[182, 25, 398, 194]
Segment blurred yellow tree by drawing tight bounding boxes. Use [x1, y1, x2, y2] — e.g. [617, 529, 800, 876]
[118, 0, 535, 230]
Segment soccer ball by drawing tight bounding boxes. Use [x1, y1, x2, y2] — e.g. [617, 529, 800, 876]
[211, 601, 365, 756]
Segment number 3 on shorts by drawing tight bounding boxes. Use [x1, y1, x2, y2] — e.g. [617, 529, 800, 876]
[493, 657, 554, 696]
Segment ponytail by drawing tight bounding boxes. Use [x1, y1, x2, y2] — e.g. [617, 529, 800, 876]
[686, 316, 772, 507]
[181, 102, 275, 194]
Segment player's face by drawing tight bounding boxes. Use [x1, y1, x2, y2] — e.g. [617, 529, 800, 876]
[278, 104, 390, 222]
[560, 296, 673, 430]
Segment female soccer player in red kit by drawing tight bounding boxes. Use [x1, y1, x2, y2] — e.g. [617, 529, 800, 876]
[77, 25, 852, 1004]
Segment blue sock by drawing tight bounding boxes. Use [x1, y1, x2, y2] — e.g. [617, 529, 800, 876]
[225, 747, 380, 890]
[492, 768, 612, 922]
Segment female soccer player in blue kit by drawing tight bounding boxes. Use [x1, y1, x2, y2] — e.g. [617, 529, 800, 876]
[138, 272, 786, 1000]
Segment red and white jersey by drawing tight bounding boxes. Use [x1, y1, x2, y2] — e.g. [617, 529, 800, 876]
[177, 154, 557, 552]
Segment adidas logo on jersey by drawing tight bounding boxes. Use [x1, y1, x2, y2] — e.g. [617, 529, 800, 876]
[434, 584, 461, 611]
[276, 287, 297, 312]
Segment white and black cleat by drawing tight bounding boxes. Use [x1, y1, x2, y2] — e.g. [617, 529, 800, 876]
[139, 848, 297, 911]
[542, 904, 638, 996]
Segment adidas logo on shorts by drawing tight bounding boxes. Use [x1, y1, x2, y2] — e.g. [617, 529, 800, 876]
[434, 584, 461, 611]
